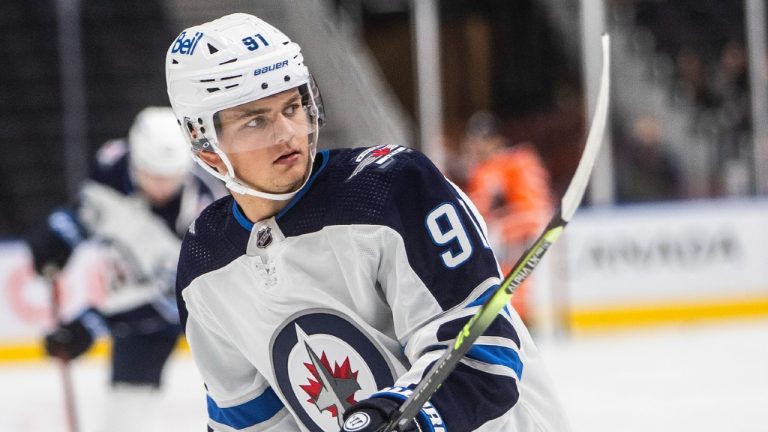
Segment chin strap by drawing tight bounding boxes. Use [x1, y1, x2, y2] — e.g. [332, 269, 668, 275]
[192, 142, 314, 201]
[185, 84, 322, 202]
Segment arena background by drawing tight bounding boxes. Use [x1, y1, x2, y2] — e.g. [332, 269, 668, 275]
[1, 1, 767, 431]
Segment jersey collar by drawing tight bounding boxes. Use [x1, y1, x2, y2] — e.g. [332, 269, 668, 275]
[231, 149, 330, 231]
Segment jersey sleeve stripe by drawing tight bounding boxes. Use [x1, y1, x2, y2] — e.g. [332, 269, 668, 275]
[458, 357, 521, 380]
[436, 314, 521, 348]
[207, 386, 284, 429]
[464, 285, 514, 320]
[465, 284, 499, 308]
[420, 341, 522, 380]
[465, 344, 524, 379]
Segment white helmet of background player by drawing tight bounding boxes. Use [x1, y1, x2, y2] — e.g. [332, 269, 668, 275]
[165, 13, 325, 200]
[129, 106, 193, 176]
[128, 106, 193, 205]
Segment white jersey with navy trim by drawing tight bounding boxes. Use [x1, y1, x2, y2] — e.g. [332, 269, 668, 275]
[80, 139, 214, 318]
[176, 146, 569, 432]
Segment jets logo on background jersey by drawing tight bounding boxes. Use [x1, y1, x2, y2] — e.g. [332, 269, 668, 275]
[94, 139, 128, 168]
[271, 311, 396, 432]
[347, 145, 410, 181]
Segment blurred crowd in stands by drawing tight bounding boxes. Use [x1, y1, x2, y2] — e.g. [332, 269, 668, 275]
[447, 1, 758, 210]
[624, 0, 754, 198]
[440, 1, 759, 317]
[0, 0, 760, 238]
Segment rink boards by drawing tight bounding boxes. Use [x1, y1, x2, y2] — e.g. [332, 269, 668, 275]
[533, 197, 768, 332]
[2, 197, 768, 360]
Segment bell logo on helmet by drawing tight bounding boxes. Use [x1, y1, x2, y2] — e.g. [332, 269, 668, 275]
[254, 60, 289, 76]
[171, 31, 203, 55]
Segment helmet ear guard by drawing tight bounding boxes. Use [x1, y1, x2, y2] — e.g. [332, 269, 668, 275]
[180, 115, 252, 197]
[181, 117, 213, 154]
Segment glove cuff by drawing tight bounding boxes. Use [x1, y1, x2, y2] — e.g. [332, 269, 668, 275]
[369, 386, 446, 432]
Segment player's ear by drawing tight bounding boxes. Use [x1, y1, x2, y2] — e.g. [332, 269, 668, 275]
[197, 151, 225, 174]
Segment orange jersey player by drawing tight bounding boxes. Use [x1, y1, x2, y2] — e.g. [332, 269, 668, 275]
[463, 113, 553, 323]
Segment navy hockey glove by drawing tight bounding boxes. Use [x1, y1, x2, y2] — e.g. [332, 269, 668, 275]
[341, 385, 447, 432]
[26, 208, 86, 274]
[44, 318, 95, 360]
[341, 397, 421, 432]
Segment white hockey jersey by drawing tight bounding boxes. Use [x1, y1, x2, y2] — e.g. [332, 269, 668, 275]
[176, 146, 569, 432]
[78, 139, 213, 319]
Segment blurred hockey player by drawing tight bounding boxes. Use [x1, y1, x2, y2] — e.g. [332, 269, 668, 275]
[25, 106, 216, 431]
[167, 13, 568, 432]
[462, 111, 553, 324]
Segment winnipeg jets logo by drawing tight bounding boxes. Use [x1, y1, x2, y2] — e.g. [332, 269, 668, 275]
[271, 311, 399, 432]
[347, 145, 409, 181]
[95, 139, 127, 168]
[297, 326, 360, 426]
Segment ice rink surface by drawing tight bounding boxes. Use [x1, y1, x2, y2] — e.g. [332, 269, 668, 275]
[3, 318, 767, 431]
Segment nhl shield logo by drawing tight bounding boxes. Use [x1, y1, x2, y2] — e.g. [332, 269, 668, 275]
[256, 226, 273, 248]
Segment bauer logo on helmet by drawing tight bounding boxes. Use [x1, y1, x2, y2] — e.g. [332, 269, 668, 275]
[254, 60, 289, 76]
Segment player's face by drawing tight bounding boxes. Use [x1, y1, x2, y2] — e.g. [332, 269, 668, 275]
[215, 89, 311, 195]
[134, 168, 185, 205]
[466, 135, 504, 163]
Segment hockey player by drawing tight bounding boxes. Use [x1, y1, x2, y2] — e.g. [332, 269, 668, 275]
[462, 111, 553, 324]
[167, 13, 569, 432]
[26, 106, 216, 431]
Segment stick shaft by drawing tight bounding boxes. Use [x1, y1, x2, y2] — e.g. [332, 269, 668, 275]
[388, 34, 611, 432]
[47, 269, 80, 432]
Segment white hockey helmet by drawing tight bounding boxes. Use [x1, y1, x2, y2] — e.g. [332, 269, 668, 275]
[128, 106, 193, 177]
[165, 13, 325, 200]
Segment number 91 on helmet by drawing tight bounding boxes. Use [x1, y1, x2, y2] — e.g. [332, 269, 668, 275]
[165, 13, 325, 200]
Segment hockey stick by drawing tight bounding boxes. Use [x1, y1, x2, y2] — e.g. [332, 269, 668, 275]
[386, 33, 611, 432]
[44, 266, 80, 432]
